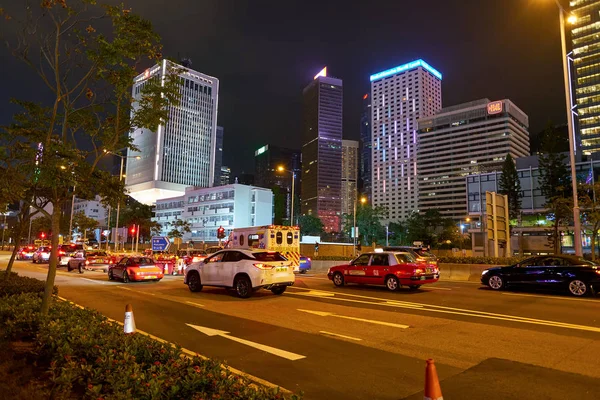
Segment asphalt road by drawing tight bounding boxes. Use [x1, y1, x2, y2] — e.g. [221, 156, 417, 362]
[5, 256, 600, 399]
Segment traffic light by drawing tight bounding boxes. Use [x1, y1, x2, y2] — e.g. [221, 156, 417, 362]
[217, 226, 225, 239]
[40, 232, 46, 239]
[131, 226, 136, 234]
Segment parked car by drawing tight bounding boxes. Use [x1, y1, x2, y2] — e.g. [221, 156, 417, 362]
[382, 246, 438, 266]
[184, 249, 295, 298]
[17, 245, 36, 260]
[32, 246, 51, 264]
[327, 251, 439, 292]
[108, 257, 164, 282]
[298, 255, 312, 274]
[481, 255, 600, 297]
[68, 250, 112, 273]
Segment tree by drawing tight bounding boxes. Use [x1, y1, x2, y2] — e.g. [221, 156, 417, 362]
[538, 124, 572, 254]
[119, 196, 160, 243]
[340, 203, 388, 245]
[405, 209, 459, 248]
[298, 214, 324, 236]
[581, 182, 600, 260]
[0, 2, 181, 314]
[498, 153, 522, 221]
[167, 219, 191, 250]
[72, 212, 98, 240]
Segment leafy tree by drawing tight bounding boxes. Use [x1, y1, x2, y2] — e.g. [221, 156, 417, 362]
[72, 212, 98, 240]
[581, 183, 600, 260]
[405, 209, 459, 248]
[341, 204, 388, 245]
[298, 214, 324, 236]
[119, 196, 160, 243]
[167, 219, 191, 250]
[386, 221, 408, 246]
[538, 124, 572, 254]
[0, 1, 181, 314]
[498, 153, 522, 221]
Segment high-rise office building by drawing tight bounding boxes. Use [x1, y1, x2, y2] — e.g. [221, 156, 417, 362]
[418, 99, 530, 220]
[125, 60, 219, 205]
[301, 67, 343, 232]
[571, 0, 600, 155]
[341, 140, 359, 216]
[220, 166, 231, 186]
[370, 59, 442, 223]
[254, 144, 301, 224]
[359, 94, 372, 201]
[213, 126, 224, 186]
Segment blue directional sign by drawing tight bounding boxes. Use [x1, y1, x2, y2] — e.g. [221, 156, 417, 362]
[151, 236, 171, 252]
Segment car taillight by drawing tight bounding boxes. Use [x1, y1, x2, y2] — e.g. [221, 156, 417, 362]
[192, 256, 205, 263]
[413, 268, 424, 275]
[59, 251, 65, 256]
[307, 257, 311, 262]
[596, 270, 600, 275]
[253, 263, 273, 270]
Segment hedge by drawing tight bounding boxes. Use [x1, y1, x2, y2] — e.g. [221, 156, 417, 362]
[436, 256, 523, 265]
[0, 271, 58, 297]
[0, 290, 299, 399]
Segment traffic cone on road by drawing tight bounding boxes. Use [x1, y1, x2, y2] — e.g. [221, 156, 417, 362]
[424, 359, 443, 400]
[124, 304, 136, 334]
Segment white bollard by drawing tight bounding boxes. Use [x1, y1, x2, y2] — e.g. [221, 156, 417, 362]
[124, 304, 136, 334]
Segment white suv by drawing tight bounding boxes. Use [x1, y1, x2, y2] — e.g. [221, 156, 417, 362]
[184, 249, 295, 298]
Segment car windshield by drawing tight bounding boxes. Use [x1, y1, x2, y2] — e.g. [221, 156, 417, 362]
[395, 253, 417, 263]
[252, 252, 287, 262]
[414, 248, 435, 258]
[131, 257, 154, 266]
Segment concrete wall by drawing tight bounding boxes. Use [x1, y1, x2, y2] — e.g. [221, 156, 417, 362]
[299, 243, 374, 257]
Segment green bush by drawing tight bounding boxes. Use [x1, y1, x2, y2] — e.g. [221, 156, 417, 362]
[0, 292, 299, 399]
[437, 256, 523, 265]
[0, 271, 58, 297]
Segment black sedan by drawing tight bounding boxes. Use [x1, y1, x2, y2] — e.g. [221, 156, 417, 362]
[481, 255, 600, 296]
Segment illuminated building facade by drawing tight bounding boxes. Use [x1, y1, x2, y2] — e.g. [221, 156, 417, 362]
[359, 94, 372, 201]
[370, 59, 442, 223]
[571, 0, 600, 155]
[126, 60, 219, 205]
[418, 99, 530, 220]
[341, 140, 359, 216]
[301, 67, 343, 232]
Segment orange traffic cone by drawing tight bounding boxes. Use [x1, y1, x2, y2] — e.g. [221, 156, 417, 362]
[424, 359, 443, 400]
[124, 304, 136, 334]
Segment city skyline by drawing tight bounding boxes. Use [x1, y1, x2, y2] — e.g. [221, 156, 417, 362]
[0, 0, 572, 177]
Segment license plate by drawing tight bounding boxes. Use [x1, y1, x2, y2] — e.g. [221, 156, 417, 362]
[144, 275, 156, 279]
[426, 268, 432, 273]
[276, 267, 287, 272]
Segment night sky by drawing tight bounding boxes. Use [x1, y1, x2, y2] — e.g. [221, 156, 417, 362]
[1, 0, 568, 177]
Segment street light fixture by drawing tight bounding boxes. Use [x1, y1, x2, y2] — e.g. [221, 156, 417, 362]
[103, 149, 141, 251]
[276, 166, 296, 226]
[552, 1, 582, 256]
[353, 196, 367, 255]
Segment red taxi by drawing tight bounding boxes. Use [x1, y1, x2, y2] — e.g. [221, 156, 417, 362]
[17, 245, 36, 260]
[108, 256, 164, 283]
[327, 251, 439, 291]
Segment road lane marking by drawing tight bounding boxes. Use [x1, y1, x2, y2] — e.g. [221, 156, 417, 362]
[82, 278, 106, 284]
[425, 286, 452, 291]
[502, 292, 600, 303]
[288, 287, 600, 333]
[51, 297, 292, 394]
[116, 286, 156, 295]
[319, 331, 362, 341]
[186, 301, 205, 308]
[292, 290, 336, 297]
[186, 324, 306, 361]
[298, 309, 409, 329]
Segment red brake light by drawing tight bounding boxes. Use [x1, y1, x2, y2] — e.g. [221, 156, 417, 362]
[413, 268, 424, 275]
[253, 263, 273, 270]
[596, 270, 600, 275]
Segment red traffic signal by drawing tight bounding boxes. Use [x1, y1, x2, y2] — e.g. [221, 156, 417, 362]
[217, 226, 225, 239]
[131, 226, 136, 234]
[40, 232, 46, 239]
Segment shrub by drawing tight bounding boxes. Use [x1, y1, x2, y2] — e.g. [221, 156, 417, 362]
[0, 292, 299, 399]
[437, 256, 523, 265]
[0, 271, 58, 297]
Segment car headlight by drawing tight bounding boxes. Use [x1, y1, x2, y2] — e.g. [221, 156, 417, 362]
[481, 269, 489, 275]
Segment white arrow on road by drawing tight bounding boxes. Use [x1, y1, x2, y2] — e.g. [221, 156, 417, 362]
[186, 324, 306, 361]
[298, 309, 409, 329]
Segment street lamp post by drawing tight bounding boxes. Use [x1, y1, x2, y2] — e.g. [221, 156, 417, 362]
[353, 196, 367, 256]
[277, 166, 295, 226]
[554, 1, 582, 256]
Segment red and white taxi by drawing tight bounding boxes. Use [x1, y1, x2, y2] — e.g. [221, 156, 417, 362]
[327, 251, 439, 291]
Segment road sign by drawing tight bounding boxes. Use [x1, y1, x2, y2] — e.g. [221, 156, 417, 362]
[151, 236, 170, 252]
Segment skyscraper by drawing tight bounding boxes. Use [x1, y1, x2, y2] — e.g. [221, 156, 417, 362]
[359, 94, 372, 201]
[341, 140, 359, 216]
[370, 59, 442, 223]
[213, 126, 224, 187]
[418, 99, 530, 220]
[301, 67, 343, 232]
[125, 60, 219, 205]
[571, 1, 600, 155]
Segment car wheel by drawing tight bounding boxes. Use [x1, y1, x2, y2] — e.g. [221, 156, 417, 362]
[487, 275, 504, 290]
[568, 279, 588, 296]
[108, 269, 114, 281]
[234, 276, 253, 298]
[123, 271, 130, 283]
[409, 285, 421, 290]
[187, 272, 203, 292]
[78, 264, 84, 274]
[271, 286, 286, 295]
[300, 270, 307, 274]
[332, 272, 345, 287]
[385, 275, 400, 291]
